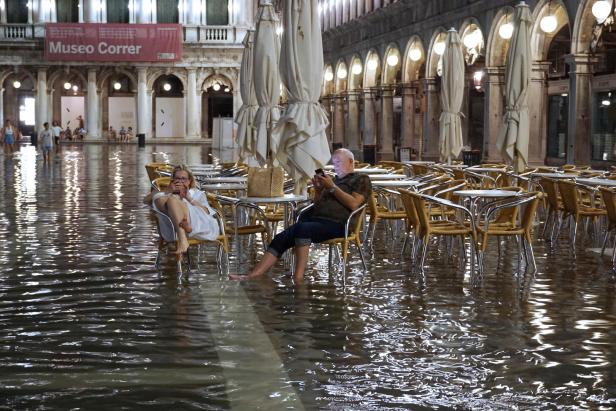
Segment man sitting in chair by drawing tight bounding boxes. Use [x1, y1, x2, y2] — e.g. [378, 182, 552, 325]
[230, 148, 371, 281]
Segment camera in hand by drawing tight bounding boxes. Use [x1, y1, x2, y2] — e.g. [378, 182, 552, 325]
[315, 168, 325, 176]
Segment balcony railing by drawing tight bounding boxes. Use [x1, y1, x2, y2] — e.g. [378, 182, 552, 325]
[0, 24, 34, 40]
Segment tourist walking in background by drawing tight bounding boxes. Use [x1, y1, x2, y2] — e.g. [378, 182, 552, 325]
[39, 122, 53, 163]
[1, 119, 18, 154]
[51, 121, 62, 150]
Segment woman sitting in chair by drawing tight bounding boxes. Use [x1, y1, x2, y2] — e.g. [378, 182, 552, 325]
[145, 164, 219, 255]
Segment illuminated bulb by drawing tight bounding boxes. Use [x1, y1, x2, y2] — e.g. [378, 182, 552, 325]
[352, 63, 362, 75]
[224, 87, 230, 92]
[387, 54, 399, 67]
[12, 80, 21, 89]
[64, 82, 71, 90]
[434, 41, 446, 56]
[367, 59, 378, 71]
[463, 29, 481, 49]
[337, 67, 347, 79]
[212, 83, 221, 91]
[324, 71, 334, 81]
[409, 48, 422, 62]
[602, 99, 611, 107]
[163, 83, 171, 91]
[499, 22, 514, 39]
[113, 82, 121, 90]
[72, 85, 78, 92]
[540, 15, 558, 33]
[592, 0, 612, 22]
[276, 26, 283, 35]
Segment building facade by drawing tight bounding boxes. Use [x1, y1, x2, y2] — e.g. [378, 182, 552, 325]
[319, 0, 616, 167]
[0, 0, 257, 141]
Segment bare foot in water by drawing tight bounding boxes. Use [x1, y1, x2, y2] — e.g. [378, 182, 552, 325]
[175, 236, 189, 255]
[179, 218, 192, 234]
[229, 273, 262, 280]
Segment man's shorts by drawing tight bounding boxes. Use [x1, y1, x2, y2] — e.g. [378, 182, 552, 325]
[4, 136, 13, 145]
[42, 145, 52, 152]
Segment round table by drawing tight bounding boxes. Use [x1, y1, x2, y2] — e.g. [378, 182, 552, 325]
[372, 180, 421, 187]
[203, 176, 248, 184]
[202, 183, 246, 191]
[355, 168, 391, 174]
[368, 173, 407, 180]
[576, 178, 616, 187]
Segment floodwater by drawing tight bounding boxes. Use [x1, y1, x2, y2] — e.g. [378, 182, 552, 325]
[1, 144, 616, 410]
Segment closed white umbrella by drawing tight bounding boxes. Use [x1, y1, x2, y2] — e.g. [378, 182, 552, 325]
[496, 1, 532, 172]
[439, 28, 465, 164]
[253, 0, 281, 166]
[273, 0, 331, 193]
[235, 30, 258, 162]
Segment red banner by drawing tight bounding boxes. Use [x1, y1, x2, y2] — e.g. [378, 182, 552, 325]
[44, 23, 182, 62]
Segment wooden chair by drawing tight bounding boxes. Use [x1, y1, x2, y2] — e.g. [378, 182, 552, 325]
[557, 180, 606, 246]
[599, 187, 616, 270]
[366, 187, 407, 244]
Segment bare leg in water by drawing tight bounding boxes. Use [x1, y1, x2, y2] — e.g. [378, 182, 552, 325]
[155, 194, 191, 254]
[230, 244, 310, 281]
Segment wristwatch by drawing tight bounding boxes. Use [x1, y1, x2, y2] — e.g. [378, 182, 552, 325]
[328, 186, 337, 194]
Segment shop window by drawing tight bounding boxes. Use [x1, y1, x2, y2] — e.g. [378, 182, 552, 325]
[107, 0, 129, 23]
[592, 91, 616, 162]
[157, 0, 179, 23]
[206, 0, 229, 25]
[546, 94, 568, 159]
[57, 0, 79, 23]
[7, 0, 29, 23]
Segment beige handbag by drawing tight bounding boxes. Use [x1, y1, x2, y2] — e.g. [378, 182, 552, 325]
[247, 167, 285, 197]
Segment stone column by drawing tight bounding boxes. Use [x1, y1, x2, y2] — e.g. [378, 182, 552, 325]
[36, 0, 50, 22]
[346, 90, 361, 155]
[363, 89, 376, 145]
[565, 54, 596, 165]
[342, 0, 348, 24]
[86, 68, 100, 139]
[379, 85, 395, 160]
[137, 67, 150, 138]
[483, 66, 505, 162]
[349, 0, 357, 20]
[335, 0, 342, 26]
[136, 0, 150, 23]
[0, 88, 4, 127]
[47, 88, 54, 126]
[400, 83, 416, 150]
[333, 94, 345, 146]
[185, 68, 200, 139]
[527, 61, 550, 165]
[357, 0, 365, 17]
[422, 77, 440, 160]
[374, 0, 382, 9]
[365, 0, 372, 13]
[36, 68, 47, 133]
[84, 0, 99, 23]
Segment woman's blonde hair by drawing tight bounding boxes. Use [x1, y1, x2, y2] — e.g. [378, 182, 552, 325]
[173, 164, 197, 188]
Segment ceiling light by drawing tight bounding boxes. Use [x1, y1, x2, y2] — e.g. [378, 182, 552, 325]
[113, 82, 121, 90]
[602, 99, 611, 106]
[163, 83, 172, 91]
[499, 22, 514, 39]
[540, 14, 558, 33]
[12, 80, 21, 89]
[72, 85, 78, 92]
[337, 67, 347, 79]
[434, 41, 446, 56]
[64, 82, 71, 90]
[409, 47, 422, 62]
[367, 59, 378, 71]
[212, 83, 220, 91]
[386, 54, 399, 67]
[224, 87, 230, 92]
[352, 63, 362, 75]
[324, 71, 334, 81]
[592, 0, 612, 22]
[463, 29, 481, 49]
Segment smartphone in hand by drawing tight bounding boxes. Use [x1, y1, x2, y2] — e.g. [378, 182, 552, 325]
[315, 168, 325, 176]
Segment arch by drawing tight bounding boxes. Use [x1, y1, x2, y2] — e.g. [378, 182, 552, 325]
[147, 69, 187, 91]
[402, 35, 426, 83]
[202, 73, 234, 92]
[459, 17, 485, 66]
[334, 58, 348, 93]
[348, 54, 364, 91]
[485, 6, 516, 67]
[530, 0, 571, 61]
[47, 67, 87, 92]
[1, 67, 36, 90]
[363, 49, 381, 88]
[97, 67, 137, 92]
[322, 64, 335, 96]
[571, 0, 599, 54]
[382, 43, 402, 85]
[426, 28, 448, 78]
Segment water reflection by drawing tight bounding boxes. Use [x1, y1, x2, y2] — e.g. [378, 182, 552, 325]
[1, 144, 616, 409]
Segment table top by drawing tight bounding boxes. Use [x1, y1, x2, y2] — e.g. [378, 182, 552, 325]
[368, 173, 407, 180]
[188, 164, 219, 169]
[454, 189, 522, 198]
[436, 163, 468, 169]
[576, 178, 616, 187]
[202, 183, 246, 191]
[466, 167, 508, 173]
[203, 176, 248, 183]
[355, 168, 390, 174]
[403, 161, 435, 165]
[530, 172, 576, 179]
[238, 194, 308, 204]
[372, 180, 421, 187]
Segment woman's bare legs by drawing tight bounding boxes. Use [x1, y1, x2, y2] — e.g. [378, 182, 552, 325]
[155, 194, 190, 254]
[242, 251, 279, 278]
[293, 245, 310, 281]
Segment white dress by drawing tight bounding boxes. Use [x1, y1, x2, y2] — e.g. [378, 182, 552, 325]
[153, 188, 220, 241]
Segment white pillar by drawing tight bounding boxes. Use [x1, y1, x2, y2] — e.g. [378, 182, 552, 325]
[84, 0, 99, 22]
[137, 0, 150, 23]
[186, 68, 200, 139]
[36, 68, 48, 133]
[86, 68, 100, 139]
[47, 88, 54, 126]
[137, 67, 150, 138]
[36, 0, 51, 22]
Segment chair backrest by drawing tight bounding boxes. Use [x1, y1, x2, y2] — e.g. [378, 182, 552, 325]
[600, 188, 616, 225]
[412, 164, 429, 176]
[539, 177, 560, 210]
[350, 205, 368, 241]
[145, 162, 169, 181]
[152, 177, 171, 191]
[407, 191, 430, 237]
[398, 188, 420, 234]
[558, 179, 580, 214]
[520, 192, 542, 233]
[494, 186, 524, 225]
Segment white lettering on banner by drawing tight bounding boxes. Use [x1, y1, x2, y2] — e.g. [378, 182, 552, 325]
[49, 41, 143, 56]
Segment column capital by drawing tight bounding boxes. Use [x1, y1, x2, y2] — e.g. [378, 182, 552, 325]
[564, 53, 598, 75]
[400, 83, 417, 96]
[485, 66, 505, 76]
[346, 90, 361, 99]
